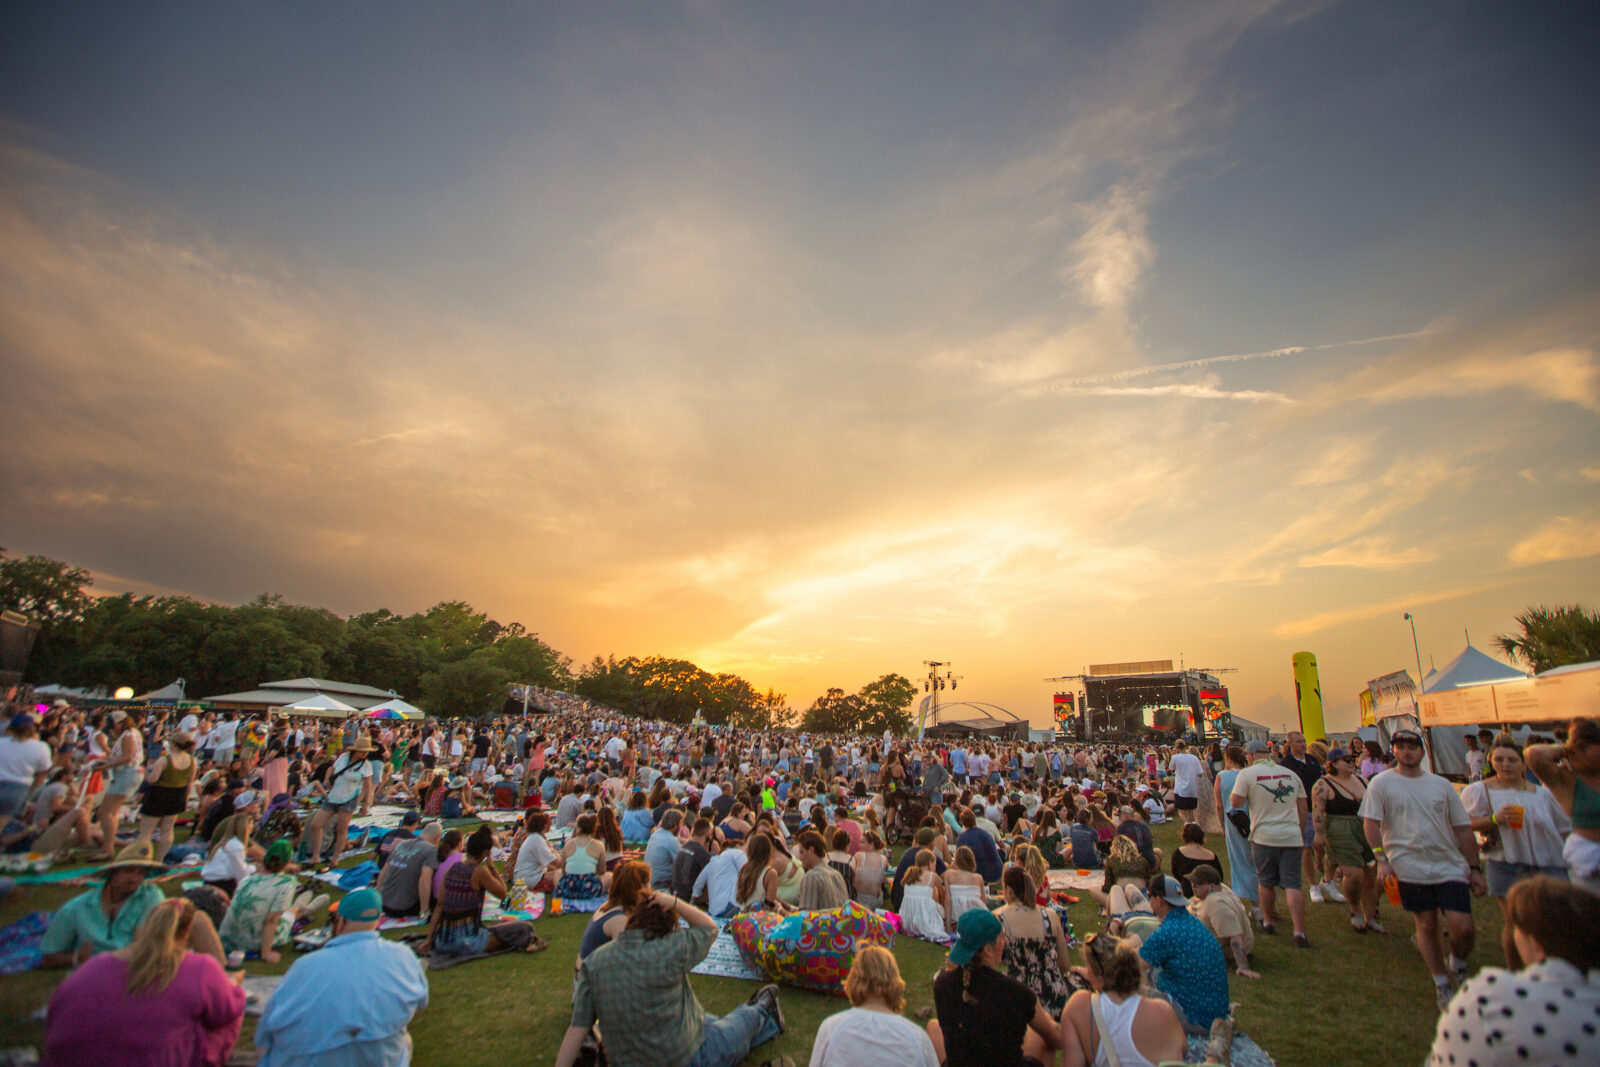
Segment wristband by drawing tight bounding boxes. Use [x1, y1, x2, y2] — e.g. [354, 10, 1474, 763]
[1489, 813, 1497, 825]
[1372, 846, 1385, 855]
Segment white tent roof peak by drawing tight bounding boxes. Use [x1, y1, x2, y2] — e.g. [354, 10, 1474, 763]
[1422, 644, 1527, 692]
[281, 693, 360, 713]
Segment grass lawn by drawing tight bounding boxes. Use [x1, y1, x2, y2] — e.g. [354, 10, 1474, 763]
[0, 820, 1502, 1065]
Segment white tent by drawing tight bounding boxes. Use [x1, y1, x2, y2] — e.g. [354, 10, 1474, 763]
[271, 693, 360, 719]
[134, 679, 186, 703]
[363, 697, 426, 720]
[1422, 644, 1527, 692]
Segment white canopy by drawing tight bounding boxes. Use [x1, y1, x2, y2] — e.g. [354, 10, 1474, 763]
[134, 679, 186, 703]
[272, 693, 360, 718]
[364, 697, 426, 720]
[1422, 645, 1527, 692]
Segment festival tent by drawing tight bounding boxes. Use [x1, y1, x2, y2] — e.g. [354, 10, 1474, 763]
[364, 697, 425, 720]
[134, 679, 187, 704]
[272, 693, 361, 718]
[1422, 644, 1528, 692]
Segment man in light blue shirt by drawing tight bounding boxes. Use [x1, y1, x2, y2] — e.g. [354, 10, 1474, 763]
[691, 839, 747, 918]
[256, 888, 428, 1066]
[950, 746, 967, 784]
[644, 810, 683, 889]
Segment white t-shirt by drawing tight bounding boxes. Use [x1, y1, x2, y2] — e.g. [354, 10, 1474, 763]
[202, 837, 253, 883]
[809, 1006, 940, 1067]
[514, 832, 558, 885]
[1169, 752, 1204, 799]
[177, 714, 200, 733]
[1229, 760, 1306, 847]
[1358, 769, 1471, 884]
[1459, 780, 1569, 868]
[324, 753, 374, 805]
[0, 736, 52, 786]
[210, 720, 239, 748]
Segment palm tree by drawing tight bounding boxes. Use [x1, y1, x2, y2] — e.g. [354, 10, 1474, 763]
[1494, 604, 1600, 673]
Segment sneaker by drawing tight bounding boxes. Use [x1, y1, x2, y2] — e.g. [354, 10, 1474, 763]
[1435, 982, 1454, 1012]
[1322, 880, 1347, 903]
[1349, 914, 1368, 933]
[1309, 884, 1325, 904]
[1449, 956, 1469, 985]
[1368, 918, 1388, 935]
[1294, 933, 1311, 949]
[748, 983, 785, 1034]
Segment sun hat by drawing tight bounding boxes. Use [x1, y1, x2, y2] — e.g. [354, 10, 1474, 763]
[100, 842, 166, 877]
[947, 907, 1004, 966]
[337, 887, 383, 922]
[1149, 873, 1189, 908]
[264, 839, 294, 866]
[234, 790, 258, 809]
[351, 736, 374, 752]
[108, 711, 129, 725]
[446, 775, 468, 789]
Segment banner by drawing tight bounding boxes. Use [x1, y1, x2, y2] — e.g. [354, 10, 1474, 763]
[1198, 687, 1230, 722]
[1365, 670, 1418, 719]
[1359, 688, 1376, 727]
[1052, 692, 1074, 725]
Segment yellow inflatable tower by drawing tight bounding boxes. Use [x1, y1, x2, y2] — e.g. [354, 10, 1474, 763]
[1292, 651, 1326, 741]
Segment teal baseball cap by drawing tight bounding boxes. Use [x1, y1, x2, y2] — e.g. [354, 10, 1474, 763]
[947, 907, 1003, 966]
[337, 888, 383, 922]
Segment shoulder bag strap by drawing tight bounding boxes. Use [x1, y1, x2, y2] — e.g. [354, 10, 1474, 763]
[1091, 993, 1123, 1067]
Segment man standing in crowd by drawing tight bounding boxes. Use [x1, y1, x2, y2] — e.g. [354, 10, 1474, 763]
[1360, 728, 1484, 1011]
[1230, 738, 1311, 947]
[1168, 740, 1204, 820]
[1280, 730, 1339, 904]
[555, 889, 784, 1067]
[256, 889, 429, 1066]
[1462, 734, 1486, 782]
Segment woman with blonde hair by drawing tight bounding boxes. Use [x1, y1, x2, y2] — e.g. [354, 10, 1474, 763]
[895, 849, 948, 940]
[200, 813, 258, 898]
[44, 897, 246, 1066]
[811, 944, 939, 1066]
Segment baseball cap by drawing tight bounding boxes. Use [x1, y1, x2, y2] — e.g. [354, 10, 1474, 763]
[1390, 729, 1424, 746]
[400, 810, 422, 826]
[947, 907, 1004, 966]
[264, 839, 293, 866]
[1149, 873, 1189, 907]
[1326, 747, 1350, 763]
[234, 790, 258, 809]
[1244, 739, 1270, 754]
[337, 888, 383, 922]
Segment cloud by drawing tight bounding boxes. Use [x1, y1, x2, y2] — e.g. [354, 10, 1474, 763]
[1067, 184, 1154, 312]
[1509, 515, 1600, 566]
[1297, 536, 1436, 571]
[1273, 580, 1515, 638]
[1027, 377, 1288, 403]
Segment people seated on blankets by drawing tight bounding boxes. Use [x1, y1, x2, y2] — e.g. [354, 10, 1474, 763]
[997, 866, 1074, 1017]
[1137, 874, 1230, 1035]
[944, 845, 988, 927]
[796, 828, 851, 910]
[511, 809, 561, 903]
[644, 808, 683, 889]
[1187, 863, 1257, 978]
[556, 889, 784, 1067]
[219, 839, 328, 964]
[577, 860, 653, 962]
[255, 889, 429, 1067]
[927, 908, 1065, 1067]
[555, 812, 612, 902]
[304, 735, 376, 869]
[850, 830, 890, 909]
[379, 820, 444, 918]
[812, 945, 940, 1067]
[1061, 931, 1187, 1067]
[956, 807, 1004, 883]
[375, 809, 422, 870]
[194, 778, 246, 845]
[1089, 836, 1152, 918]
[1114, 806, 1162, 870]
[673, 816, 716, 903]
[439, 774, 476, 819]
[44, 897, 247, 1067]
[1, 766, 99, 857]
[40, 843, 226, 968]
[1069, 809, 1102, 869]
[200, 812, 260, 898]
[896, 849, 949, 940]
[620, 789, 655, 842]
[422, 825, 544, 958]
[1429, 876, 1600, 1066]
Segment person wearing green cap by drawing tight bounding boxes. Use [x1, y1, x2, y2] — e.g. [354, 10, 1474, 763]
[218, 837, 329, 964]
[927, 907, 1064, 1067]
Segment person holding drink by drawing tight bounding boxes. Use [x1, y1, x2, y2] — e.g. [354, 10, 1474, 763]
[1461, 733, 1570, 910]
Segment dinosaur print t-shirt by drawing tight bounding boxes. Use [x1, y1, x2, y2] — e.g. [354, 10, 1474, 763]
[1230, 760, 1307, 847]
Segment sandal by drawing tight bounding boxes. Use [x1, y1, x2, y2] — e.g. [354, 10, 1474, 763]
[1368, 919, 1387, 934]
[1350, 915, 1368, 933]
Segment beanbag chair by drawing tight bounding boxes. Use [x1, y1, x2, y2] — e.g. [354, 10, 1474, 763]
[730, 900, 895, 995]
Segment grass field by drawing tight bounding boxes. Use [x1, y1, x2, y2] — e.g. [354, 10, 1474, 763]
[0, 820, 1502, 1066]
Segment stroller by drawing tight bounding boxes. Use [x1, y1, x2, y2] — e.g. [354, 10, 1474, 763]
[883, 788, 930, 846]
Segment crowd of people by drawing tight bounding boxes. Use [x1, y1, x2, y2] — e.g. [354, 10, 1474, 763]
[2, 694, 1598, 1066]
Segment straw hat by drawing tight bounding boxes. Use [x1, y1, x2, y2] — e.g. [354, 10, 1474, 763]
[351, 735, 374, 752]
[100, 841, 166, 877]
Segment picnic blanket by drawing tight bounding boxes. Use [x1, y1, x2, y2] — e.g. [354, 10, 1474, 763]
[1047, 869, 1105, 891]
[1192, 1033, 1275, 1067]
[241, 974, 285, 1016]
[0, 911, 50, 976]
[690, 917, 766, 981]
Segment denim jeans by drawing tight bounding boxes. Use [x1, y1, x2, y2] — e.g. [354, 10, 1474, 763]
[0, 779, 30, 818]
[685, 1003, 781, 1067]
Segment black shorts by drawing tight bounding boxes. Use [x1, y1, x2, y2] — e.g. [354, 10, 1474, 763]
[1174, 796, 1198, 811]
[1396, 879, 1472, 914]
[422, 754, 437, 769]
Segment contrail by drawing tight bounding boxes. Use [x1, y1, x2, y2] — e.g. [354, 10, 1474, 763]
[1035, 327, 1444, 391]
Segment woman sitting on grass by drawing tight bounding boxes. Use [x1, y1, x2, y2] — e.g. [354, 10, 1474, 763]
[577, 859, 653, 962]
[422, 825, 544, 958]
[812, 945, 939, 1066]
[851, 830, 890, 909]
[44, 897, 246, 1067]
[736, 832, 784, 911]
[1061, 931, 1186, 1067]
[200, 813, 259, 899]
[897, 849, 948, 940]
[997, 866, 1073, 1017]
[619, 790, 654, 843]
[555, 812, 611, 902]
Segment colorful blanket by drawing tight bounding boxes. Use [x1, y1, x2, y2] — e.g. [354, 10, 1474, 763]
[0, 911, 51, 976]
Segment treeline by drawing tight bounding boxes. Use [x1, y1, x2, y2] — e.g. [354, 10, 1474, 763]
[1, 551, 915, 728]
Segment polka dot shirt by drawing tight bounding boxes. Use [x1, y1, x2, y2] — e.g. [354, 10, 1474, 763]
[1429, 958, 1600, 1066]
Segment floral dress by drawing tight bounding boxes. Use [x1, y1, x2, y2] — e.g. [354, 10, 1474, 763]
[1001, 909, 1072, 1016]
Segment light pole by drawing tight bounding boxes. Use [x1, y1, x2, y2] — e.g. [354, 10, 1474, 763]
[1404, 613, 1425, 690]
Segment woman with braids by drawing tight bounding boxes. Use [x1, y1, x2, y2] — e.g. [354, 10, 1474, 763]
[44, 897, 246, 1066]
[422, 824, 544, 958]
[1060, 932, 1186, 1067]
[927, 908, 1066, 1067]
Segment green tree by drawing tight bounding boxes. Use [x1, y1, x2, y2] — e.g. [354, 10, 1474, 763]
[858, 673, 918, 735]
[1, 551, 95, 683]
[418, 650, 512, 721]
[800, 688, 867, 734]
[1495, 604, 1600, 673]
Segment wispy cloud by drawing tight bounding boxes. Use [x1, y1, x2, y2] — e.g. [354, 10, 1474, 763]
[1509, 515, 1600, 567]
[1298, 536, 1436, 572]
[1273, 580, 1515, 638]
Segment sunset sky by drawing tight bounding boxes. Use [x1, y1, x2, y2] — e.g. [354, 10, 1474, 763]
[2, 2, 1596, 732]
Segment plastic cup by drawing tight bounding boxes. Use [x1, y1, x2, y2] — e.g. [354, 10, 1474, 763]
[1384, 875, 1401, 907]
[226, 950, 245, 969]
[1505, 805, 1524, 830]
